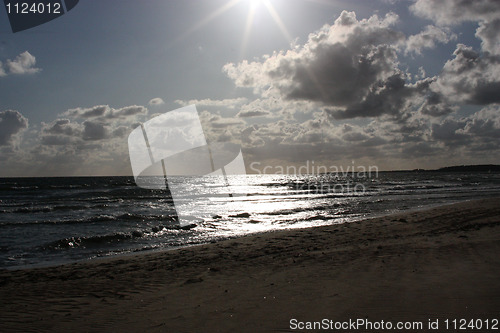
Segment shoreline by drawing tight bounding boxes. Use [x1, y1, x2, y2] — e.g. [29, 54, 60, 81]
[1, 197, 499, 332]
[2, 197, 477, 272]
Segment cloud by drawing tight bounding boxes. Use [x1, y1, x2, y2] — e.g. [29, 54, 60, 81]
[405, 25, 456, 55]
[41, 104, 149, 148]
[456, 105, 500, 138]
[148, 98, 165, 106]
[65, 105, 110, 119]
[221, 7, 499, 125]
[42, 119, 81, 136]
[31, 103, 150, 176]
[430, 117, 467, 143]
[236, 98, 278, 118]
[41, 119, 83, 145]
[325, 74, 433, 120]
[411, 0, 500, 55]
[0, 110, 28, 146]
[410, 0, 500, 26]
[83, 121, 108, 141]
[223, 11, 435, 120]
[2, 51, 41, 75]
[430, 105, 500, 147]
[218, 6, 500, 170]
[237, 110, 270, 117]
[339, 124, 371, 142]
[430, 44, 500, 105]
[175, 97, 248, 109]
[64, 105, 147, 120]
[476, 19, 500, 55]
[0, 62, 6, 77]
[411, 1, 500, 115]
[108, 105, 147, 119]
[200, 112, 244, 129]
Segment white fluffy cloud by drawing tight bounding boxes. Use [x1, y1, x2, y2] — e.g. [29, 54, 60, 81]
[429, 44, 500, 106]
[405, 25, 456, 55]
[43, 104, 148, 145]
[0, 51, 41, 76]
[408, 0, 500, 116]
[148, 98, 165, 106]
[476, 19, 500, 55]
[21, 103, 152, 176]
[411, 0, 500, 55]
[410, 0, 500, 26]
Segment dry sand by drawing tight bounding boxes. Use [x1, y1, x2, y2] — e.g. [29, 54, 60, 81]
[1, 198, 499, 332]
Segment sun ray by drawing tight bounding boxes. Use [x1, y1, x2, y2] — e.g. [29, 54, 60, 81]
[262, 0, 293, 43]
[239, 0, 294, 59]
[171, 0, 241, 46]
[240, 2, 259, 59]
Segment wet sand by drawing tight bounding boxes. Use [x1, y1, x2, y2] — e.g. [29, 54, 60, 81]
[1, 198, 499, 332]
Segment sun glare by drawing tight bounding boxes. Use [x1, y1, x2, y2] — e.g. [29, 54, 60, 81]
[172, 0, 292, 58]
[240, 0, 292, 58]
[249, 0, 264, 9]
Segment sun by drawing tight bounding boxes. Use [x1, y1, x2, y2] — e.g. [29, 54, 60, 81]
[171, 0, 291, 55]
[248, 0, 265, 8]
[240, 0, 292, 58]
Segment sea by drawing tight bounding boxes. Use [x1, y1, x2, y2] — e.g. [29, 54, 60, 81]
[1, 171, 500, 270]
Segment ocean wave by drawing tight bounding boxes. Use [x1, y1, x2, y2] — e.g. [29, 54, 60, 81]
[43, 232, 138, 250]
[0, 212, 179, 227]
[262, 202, 347, 216]
[12, 204, 88, 214]
[42, 223, 197, 250]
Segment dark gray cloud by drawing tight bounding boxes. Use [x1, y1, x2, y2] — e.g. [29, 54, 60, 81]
[42, 119, 81, 136]
[41, 119, 83, 145]
[83, 121, 108, 141]
[430, 118, 467, 143]
[64, 105, 147, 120]
[326, 74, 432, 120]
[108, 105, 147, 119]
[430, 106, 500, 147]
[64, 106, 109, 119]
[237, 110, 270, 117]
[112, 126, 129, 138]
[40, 103, 147, 149]
[457, 105, 500, 138]
[418, 90, 459, 117]
[0, 110, 28, 146]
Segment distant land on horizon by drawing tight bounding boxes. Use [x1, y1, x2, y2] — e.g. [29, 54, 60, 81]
[408, 164, 500, 173]
[1, 164, 500, 179]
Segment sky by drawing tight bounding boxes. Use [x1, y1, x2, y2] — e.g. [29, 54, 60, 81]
[0, 0, 499, 177]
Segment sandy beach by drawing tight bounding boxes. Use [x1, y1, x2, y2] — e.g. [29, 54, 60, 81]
[1, 198, 499, 332]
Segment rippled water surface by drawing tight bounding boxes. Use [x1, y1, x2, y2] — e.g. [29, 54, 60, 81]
[1, 172, 499, 269]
